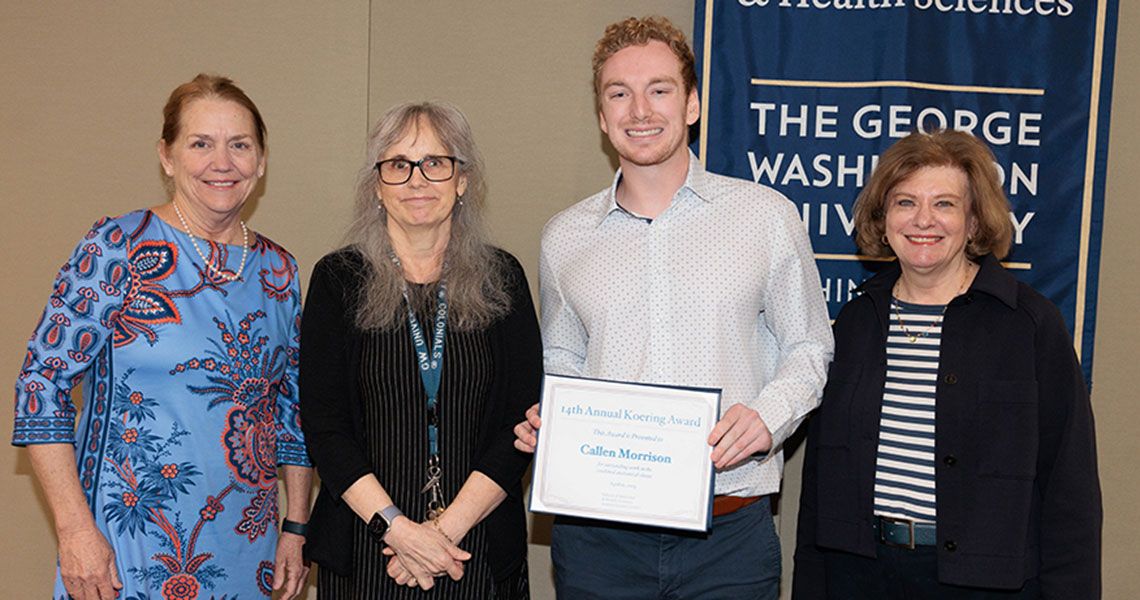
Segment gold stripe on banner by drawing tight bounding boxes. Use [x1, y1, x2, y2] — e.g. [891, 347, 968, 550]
[751, 78, 1045, 96]
[698, 0, 715, 166]
[815, 254, 1032, 271]
[815, 254, 895, 262]
[1074, 0, 1110, 358]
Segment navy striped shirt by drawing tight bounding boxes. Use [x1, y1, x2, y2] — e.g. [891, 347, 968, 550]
[873, 298, 945, 524]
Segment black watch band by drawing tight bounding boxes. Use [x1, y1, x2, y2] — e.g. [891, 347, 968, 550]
[281, 519, 309, 537]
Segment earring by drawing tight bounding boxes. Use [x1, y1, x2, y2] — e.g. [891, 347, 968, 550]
[456, 193, 464, 207]
[881, 234, 889, 246]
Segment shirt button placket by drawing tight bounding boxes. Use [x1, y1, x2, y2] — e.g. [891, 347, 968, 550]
[647, 216, 666, 381]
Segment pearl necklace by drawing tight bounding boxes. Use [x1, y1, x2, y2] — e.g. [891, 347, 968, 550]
[892, 265, 973, 344]
[170, 200, 248, 282]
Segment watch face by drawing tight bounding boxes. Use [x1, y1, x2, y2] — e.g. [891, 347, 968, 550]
[368, 512, 389, 540]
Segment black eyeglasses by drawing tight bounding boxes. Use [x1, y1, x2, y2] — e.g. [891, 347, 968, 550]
[375, 155, 463, 185]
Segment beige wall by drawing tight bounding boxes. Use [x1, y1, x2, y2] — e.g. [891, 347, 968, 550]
[1091, 1, 1140, 593]
[2, 2, 1135, 598]
[0, 2, 371, 595]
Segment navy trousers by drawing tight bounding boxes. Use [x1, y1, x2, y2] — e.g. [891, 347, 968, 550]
[821, 543, 1041, 599]
[551, 496, 781, 599]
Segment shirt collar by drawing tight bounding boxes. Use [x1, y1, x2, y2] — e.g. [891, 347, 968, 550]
[596, 150, 715, 227]
[858, 253, 1020, 310]
[855, 254, 1017, 338]
[965, 254, 1020, 309]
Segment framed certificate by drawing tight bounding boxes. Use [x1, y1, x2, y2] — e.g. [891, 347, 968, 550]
[528, 374, 721, 531]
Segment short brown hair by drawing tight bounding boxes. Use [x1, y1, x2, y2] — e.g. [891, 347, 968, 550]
[161, 73, 266, 150]
[592, 16, 698, 105]
[853, 129, 1013, 260]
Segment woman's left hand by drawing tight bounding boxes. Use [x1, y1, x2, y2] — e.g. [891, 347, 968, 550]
[385, 552, 414, 587]
[382, 518, 467, 590]
[384, 552, 449, 589]
[384, 551, 466, 590]
[272, 531, 310, 599]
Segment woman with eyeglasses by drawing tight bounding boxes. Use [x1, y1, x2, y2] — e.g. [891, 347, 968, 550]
[299, 102, 541, 599]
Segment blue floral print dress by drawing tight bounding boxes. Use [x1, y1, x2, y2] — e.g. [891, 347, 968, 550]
[12, 209, 310, 600]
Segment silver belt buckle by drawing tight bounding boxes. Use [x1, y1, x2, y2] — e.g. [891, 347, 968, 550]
[879, 516, 916, 550]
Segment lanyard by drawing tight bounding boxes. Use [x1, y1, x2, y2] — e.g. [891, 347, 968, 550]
[401, 280, 448, 457]
[391, 253, 450, 519]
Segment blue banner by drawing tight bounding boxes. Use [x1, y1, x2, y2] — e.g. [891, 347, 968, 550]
[693, 0, 1118, 382]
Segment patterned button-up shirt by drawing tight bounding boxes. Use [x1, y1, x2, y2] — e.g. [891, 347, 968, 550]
[540, 152, 834, 496]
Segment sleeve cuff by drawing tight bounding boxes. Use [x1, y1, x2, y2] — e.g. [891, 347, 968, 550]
[276, 440, 312, 467]
[12, 416, 76, 446]
[754, 394, 795, 450]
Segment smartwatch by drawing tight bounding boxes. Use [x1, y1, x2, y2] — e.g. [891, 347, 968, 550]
[367, 504, 405, 542]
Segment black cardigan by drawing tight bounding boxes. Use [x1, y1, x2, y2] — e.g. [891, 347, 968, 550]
[298, 247, 542, 578]
[793, 255, 1101, 598]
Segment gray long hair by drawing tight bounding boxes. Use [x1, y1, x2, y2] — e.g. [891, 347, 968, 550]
[344, 102, 510, 331]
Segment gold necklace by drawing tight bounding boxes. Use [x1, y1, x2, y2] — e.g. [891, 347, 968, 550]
[892, 265, 973, 344]
[171, 200, 248, 282]
[892, 301, 945, 344]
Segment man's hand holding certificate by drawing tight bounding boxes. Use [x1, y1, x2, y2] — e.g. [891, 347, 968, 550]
[528, 375, 721, 532]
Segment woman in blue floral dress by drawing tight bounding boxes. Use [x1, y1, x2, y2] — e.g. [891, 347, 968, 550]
[12, 74, 313, 600]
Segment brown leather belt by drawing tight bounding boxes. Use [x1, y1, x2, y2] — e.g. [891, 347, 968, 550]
[712, 495, 761, 517]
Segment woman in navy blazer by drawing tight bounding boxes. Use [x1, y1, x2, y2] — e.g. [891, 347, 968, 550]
[793, 129, 1101, 599]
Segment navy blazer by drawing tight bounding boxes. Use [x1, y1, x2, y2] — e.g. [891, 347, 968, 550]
[793, 255, 1101, 598]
